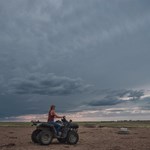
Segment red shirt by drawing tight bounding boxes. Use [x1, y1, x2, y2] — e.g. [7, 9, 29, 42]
[48, 110, 55, 122]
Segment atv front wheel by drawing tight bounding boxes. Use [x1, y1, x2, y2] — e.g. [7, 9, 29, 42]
[67, 130, 79, 145]
[38, 130, 53, 145]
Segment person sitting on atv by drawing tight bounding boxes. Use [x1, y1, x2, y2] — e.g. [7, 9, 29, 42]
[48, 105, 65, 136]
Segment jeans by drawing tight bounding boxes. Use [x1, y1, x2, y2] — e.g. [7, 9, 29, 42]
[49, 121, 61, 135]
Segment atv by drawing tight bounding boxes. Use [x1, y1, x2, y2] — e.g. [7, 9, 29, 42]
[31, 117, 79, 145]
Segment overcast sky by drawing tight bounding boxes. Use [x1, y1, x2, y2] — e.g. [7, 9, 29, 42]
[0, 0, 150, 121]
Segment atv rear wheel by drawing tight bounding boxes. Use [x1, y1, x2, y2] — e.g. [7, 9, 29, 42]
[31, 129, 41, 143]
[38, 130, 53, 145]
[67, 130, 79, 145]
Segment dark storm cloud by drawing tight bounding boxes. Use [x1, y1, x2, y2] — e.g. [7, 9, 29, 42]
[0, 95, 35, 118]
[104, 89, 144, 100]
[7, 73, 92, 95]
[87, 99, 122, 106]
[86, 89, 144, 106]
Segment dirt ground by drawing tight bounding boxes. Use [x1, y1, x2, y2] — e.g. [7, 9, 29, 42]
[0, 126, 150, 150]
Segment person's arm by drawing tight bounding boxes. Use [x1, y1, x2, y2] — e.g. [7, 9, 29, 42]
[52, 110, 64, 118]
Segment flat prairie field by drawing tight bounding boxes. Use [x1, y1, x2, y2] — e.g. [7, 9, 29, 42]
[0, 121, 150, 150]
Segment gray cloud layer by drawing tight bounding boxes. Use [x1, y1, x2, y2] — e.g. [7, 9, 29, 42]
[0, 0, 150, 120]
[0, 0, 150, 89]
[7, 73, 91, 95]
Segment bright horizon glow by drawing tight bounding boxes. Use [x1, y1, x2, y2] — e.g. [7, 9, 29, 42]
[1, 108, 150, 122]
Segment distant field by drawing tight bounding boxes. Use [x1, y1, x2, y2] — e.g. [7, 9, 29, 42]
[0, 120, 150, 128]
[0, 122, 32, 127]
[78, 120, 150, 128]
